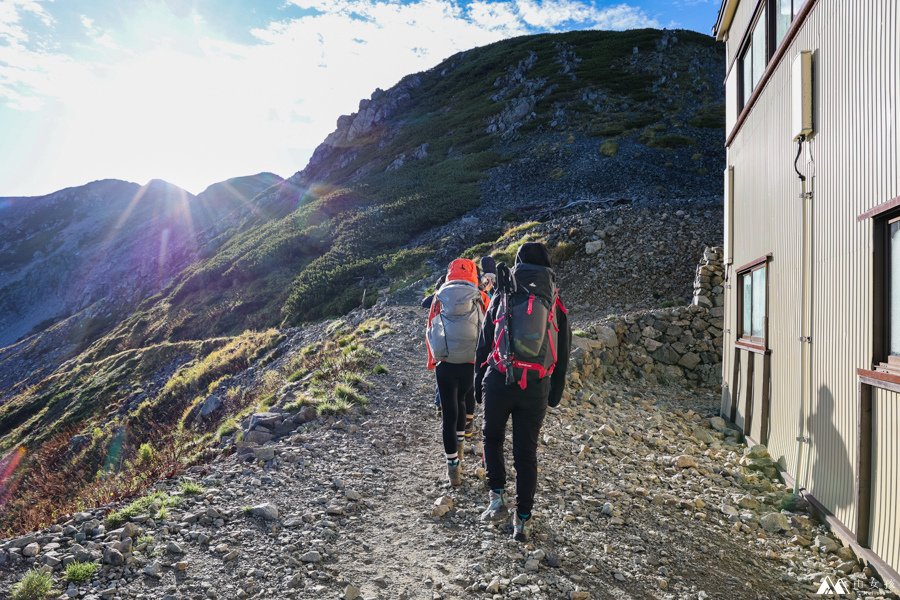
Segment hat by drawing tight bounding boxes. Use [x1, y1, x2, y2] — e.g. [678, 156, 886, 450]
[480, 255, 497, 276]
[515, 242, 552, 267]
[446, 258, 479, 286]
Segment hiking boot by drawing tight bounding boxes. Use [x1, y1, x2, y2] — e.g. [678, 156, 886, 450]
[447, 461, 462, 487]
[464, 416, 475, 440]
[480, 490, 508, 521]
[512, 512, 531, 542]
[456, 439, 464, 462]
[435, 404, 442, 418]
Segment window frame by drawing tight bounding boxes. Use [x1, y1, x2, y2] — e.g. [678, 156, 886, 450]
[872, 210, 900, 364]
[738, 6, 767, 109]
[735, 255, 771, 353]
[736, 0, 808, 111]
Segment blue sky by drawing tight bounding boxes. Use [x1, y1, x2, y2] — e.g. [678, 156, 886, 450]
[0, 0, 717, 196]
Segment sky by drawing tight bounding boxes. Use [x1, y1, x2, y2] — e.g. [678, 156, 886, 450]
[0, 0, 716, 197]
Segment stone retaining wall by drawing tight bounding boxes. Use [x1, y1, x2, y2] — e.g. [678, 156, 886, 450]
[570, 246, 724, 388]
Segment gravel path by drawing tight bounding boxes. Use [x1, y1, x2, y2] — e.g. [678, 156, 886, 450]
[1, 305, 895, 600]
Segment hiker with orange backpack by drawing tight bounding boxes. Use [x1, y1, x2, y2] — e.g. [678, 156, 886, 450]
[425, 258, 490, 486]
[475, 242, 571, 541]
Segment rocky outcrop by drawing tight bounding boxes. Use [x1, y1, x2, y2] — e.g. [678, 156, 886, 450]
[303, 75, 422, 179]
[570, 247, 724, 388]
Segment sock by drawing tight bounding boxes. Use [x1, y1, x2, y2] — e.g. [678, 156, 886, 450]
[491, 488, 504, 496]
[456, 431, 465, 446]
[517, 512, 531, 521]
[446, 452, 459, 466]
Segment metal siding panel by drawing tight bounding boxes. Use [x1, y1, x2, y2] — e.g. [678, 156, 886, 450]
[872, 388, 900, 572]
[726, 0, 756, 67]
[723, 0, 899, 548]
[736, 352, 750, 431]
[751, 354, 765, 441]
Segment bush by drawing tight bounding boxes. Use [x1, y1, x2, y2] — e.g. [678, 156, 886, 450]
[334, 383, 366, 405]
[11, 569, 54, 600]
[180, 481, 205, 495]
[137, 443, 154, 464]
[64, 561, 99, 583]
[106, 492, 180, 528]
[689, 104, 725, 128]
[599, 140, 618, 157]
[550, 242, 577, 264]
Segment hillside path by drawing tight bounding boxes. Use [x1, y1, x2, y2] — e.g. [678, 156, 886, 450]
[2, 305, 890, 600]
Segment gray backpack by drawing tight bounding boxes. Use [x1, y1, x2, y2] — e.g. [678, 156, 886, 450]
[427, 281, 483, 364]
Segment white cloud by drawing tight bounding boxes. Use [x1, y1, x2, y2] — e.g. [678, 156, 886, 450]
[0, 0, 662, 195]
[80, 14, 117, 48]
[514, 0, 659, 30]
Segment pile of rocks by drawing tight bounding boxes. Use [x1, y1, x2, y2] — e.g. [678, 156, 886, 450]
[691, 246, 725, 316]
[570, 246, 724, 388]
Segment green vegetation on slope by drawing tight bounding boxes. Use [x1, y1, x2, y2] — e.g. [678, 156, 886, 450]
[0, 329, 281, 535]
[85, 28, 719, 352]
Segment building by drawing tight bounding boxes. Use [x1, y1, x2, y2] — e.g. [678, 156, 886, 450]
[713, 0, 899, 590]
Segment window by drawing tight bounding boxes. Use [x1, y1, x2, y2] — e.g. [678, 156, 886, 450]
[888, 218, 900, 355]
[738, 0, 809, 110]
[737, 258, 769, 350]
[773, 0, 808, 47]
[740, 8, 767, 106]
[859, 198, 900, 372]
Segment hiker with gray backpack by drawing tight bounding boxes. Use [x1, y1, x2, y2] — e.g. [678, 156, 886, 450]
[475, 242, 571, 542]
[425, 258, 490, 486]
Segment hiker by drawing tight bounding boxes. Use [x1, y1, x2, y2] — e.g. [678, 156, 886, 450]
[456, 255, 499, 447]
[423, 275, 447, 417]
[425, 258, 489, 486]
[480, 255, 497, 298]
[475, 242, 571, 541]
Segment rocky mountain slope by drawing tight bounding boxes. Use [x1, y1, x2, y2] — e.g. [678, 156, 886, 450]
[0, 173, 286, 396]
[0, 303, 894, 599]
[0, 27, 728, 565]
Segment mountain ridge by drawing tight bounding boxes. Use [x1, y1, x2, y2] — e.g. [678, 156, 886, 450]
[0, 27, 725, 544]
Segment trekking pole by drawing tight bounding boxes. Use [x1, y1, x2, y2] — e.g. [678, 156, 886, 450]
[497, 263, 517, 387]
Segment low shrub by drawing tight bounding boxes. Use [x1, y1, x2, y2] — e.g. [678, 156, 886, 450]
[106, 492, 180, 528]
[599, 140, 618, 157]
[11, 569, 54, 600]
[64, 561, 99, 583]
[179, 481, 205, 495]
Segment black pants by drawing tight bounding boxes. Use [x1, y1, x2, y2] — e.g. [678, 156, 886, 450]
[482, 371, 549, 516]
[436, 384, 475, 417]
[435, 362, 474, 457]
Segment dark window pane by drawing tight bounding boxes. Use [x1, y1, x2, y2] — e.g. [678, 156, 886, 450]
[742, 273, 753, 336]
[890, 222, 900, 354]
[752, 266, 766, 338]
[775, 0, 791, 46]
[751, 9, 767, 90]
[741, 46, 753, 106]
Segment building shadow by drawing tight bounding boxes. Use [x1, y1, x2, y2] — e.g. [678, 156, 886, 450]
[805, 386, 854, 510]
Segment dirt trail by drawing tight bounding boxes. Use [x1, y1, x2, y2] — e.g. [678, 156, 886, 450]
[1, 304, 894, 600]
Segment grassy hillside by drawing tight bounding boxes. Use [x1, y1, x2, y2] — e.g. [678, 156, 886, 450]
[0, 28, 723, 535]
[91, 29, 721, 354]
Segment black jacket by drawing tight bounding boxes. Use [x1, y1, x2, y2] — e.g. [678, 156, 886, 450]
[475, 279, 571, 408]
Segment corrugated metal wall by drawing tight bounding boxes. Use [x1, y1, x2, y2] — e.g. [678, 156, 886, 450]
[723, 0, 900, 570]
[725, 0, 757, 68]
[872, 388, 900, 570]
